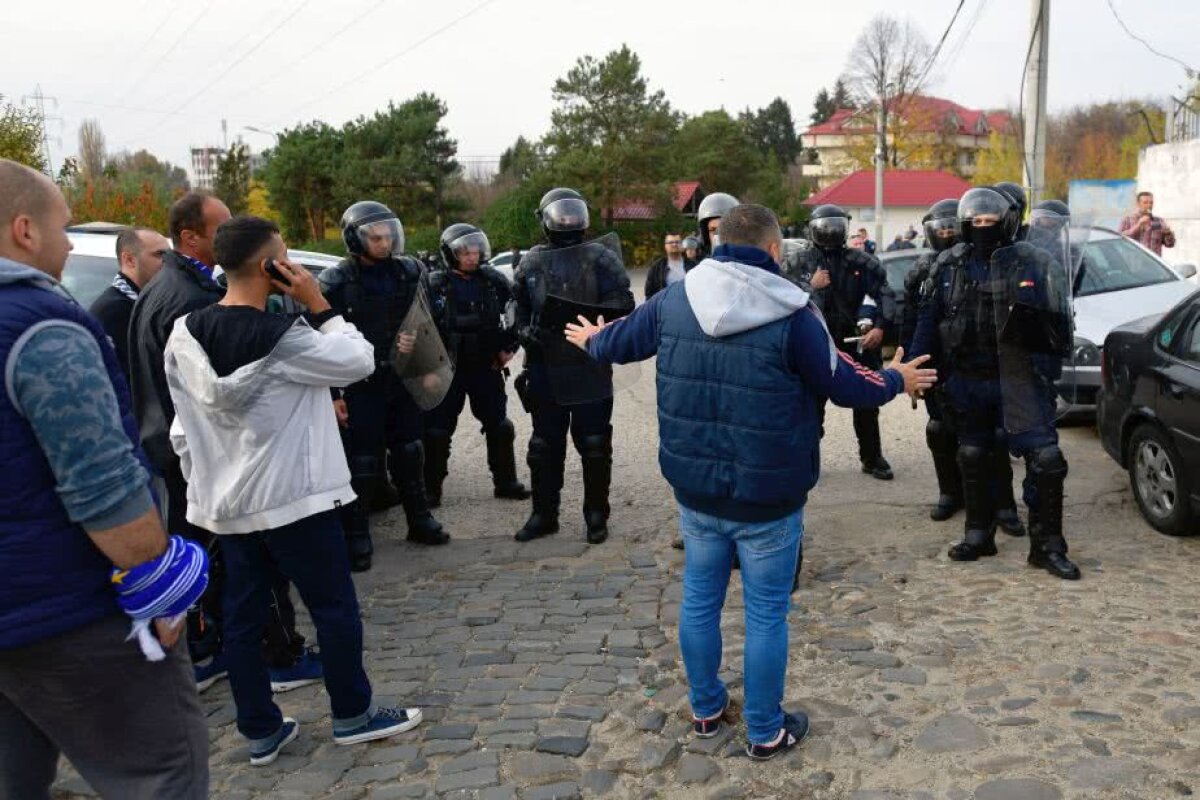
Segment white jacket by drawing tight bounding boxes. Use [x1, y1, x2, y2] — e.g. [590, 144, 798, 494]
[165, 313, 375, 534]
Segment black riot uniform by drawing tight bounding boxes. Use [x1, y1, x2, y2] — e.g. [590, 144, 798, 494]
[320, 201, 448, 572]
[904, 200, 1024, 534]
[512, 188, 634, 545]
[424, 224, 529, 507]
[910, 187, 1080, 580]
[782, 204, 897, 479]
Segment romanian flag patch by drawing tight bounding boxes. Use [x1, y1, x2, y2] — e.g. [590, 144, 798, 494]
[1018, 280, 1035, 288]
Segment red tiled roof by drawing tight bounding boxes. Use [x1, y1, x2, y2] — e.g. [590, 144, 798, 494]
[803, 95, 1007, 138]
[802, 170, 972, 208]
[611, 181, 703, 221]
[673, 181, 702, 209]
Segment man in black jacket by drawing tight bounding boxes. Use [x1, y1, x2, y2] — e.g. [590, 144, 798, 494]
[644, 232, 696, 299]
[89, 227, 169, 381]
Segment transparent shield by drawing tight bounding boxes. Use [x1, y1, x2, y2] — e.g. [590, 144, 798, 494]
[391, 287, 454, 410]
[522, 232, 638, 405]
[993, 215, 1088, 432]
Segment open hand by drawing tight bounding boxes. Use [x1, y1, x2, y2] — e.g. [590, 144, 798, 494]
[565, 314, 606, 350]
[888, 347, 938, 396]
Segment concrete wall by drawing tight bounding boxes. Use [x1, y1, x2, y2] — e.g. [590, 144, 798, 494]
[1137, 139, 1200, 279]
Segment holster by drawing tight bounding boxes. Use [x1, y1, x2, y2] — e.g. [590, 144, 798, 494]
[514, 369, 538, 414]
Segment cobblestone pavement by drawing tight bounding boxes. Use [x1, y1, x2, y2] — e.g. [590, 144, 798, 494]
[53, 275, 1200, 800]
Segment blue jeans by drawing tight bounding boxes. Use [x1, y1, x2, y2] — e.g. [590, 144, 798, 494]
[218, 510, 374, 744]
[677, 504, 803, 745]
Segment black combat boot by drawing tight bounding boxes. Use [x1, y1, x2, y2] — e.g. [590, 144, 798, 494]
[423, 428, 452, 509]
[344, 456, 378, 572]
[515, 436, 563, 542]
[392, 441, 450, 546]
[1026, 447, 1080, 580]
[991, 435, 1025, 536]
[948, 445, 998, 561]
[926, 418, 963, 521]
[856, 408, 893, 480]
[487, 419, 531, 500]
[577, 429, 613, 545]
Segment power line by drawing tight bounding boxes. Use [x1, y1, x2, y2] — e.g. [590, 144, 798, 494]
[912, 0, 969, 92]
[113, 0, 221, 105]
[1016, 0, 1045, 187]
[110, 0, 182, 95]
[1103, 0, 1196, 77]
[265, 0, 502, 128]
[940, 0, 989, 74]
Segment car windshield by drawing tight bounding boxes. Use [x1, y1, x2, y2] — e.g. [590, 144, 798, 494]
[883, 255, 920, 295]
[1077, 237, 1178, 297]
[61, 253, 118, 308]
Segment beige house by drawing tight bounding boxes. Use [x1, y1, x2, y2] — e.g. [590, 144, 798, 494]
[801, 95, 1014, 189]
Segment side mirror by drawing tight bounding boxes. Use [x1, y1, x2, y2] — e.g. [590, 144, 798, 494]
[1175, 263, 1198, 280]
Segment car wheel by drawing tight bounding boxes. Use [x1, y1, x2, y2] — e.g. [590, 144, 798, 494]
[1128, 423, 1196, 536]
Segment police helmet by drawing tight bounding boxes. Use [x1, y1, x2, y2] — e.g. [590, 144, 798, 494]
[807, 204, 851, 251]
[681, 235, 701, 252]
[921, 198, 960, 253]
[958, 187, 1017, 252]
[440, 222, 491, 270]
[697, 192, 740, 251]
[342, 201, 405, 259]
[537, 188, 589, 245]
[993, 182, 1028, 231]
[1033, 199, 1070, 217]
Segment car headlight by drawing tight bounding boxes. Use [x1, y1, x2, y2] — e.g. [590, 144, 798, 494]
[1072, 336, 1101, 367]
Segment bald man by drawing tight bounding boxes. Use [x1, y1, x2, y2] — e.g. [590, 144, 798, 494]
[0, 159, 208, 799]
[89, 226, 169, 381]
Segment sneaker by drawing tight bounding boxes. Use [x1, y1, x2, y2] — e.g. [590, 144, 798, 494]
[692, 697, 730, 738]
[249, 718, 299, 766]
[334, 706, 423, 746]
[270, 648, 323, 693]
[194, 653, 228, 693]
[746, 711, 810, 761]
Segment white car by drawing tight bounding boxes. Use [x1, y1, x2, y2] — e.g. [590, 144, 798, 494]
[1061, 227, 1198, 415]
[487, 249, 525, 283]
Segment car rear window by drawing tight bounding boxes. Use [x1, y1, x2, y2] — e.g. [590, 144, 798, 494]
[61, 254, 118, 308]
[1077, 238, 1178, 297]
[883, 255, 919, 294]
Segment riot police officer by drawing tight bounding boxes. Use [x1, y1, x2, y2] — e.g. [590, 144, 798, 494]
[904, 200, 1024, 534]
[911, 187, 1080, 580]
[696, 192, 739, 256]
[994, 181, 1029, 239]
[320, 201, 449, 572]
[512, 188, 634, 545]
[424, 223, 529, 507]
[783, 204, 896, 480]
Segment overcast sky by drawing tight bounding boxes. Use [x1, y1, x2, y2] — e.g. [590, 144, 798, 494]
[4, 0, 1196, 177]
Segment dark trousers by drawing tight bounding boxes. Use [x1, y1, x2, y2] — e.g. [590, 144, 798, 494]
[818, 343, 884, 463]
[425, 365, 509, 435]
[526, 366, 613, 454]
[344, 378, 422, 476]
[944, 375, 1059, 510]
[218, 510, 373, 742]
[0, 614, 208, 800]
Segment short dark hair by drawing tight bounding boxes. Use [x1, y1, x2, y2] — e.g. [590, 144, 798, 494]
[115, 226, 159, 261]
[169, 191, 215, 243]
[716, 204, 782, 250]
[1136, 191, 1154, 201]
[213, 215, 280, 272]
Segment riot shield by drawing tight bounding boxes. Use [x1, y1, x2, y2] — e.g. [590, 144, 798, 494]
[994, 213, 1088, 433]
[525, 233, 636, 405]
[391, 286, 455, 410]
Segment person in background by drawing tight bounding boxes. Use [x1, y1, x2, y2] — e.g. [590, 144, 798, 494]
[1119, 191, 1175, 257]
[644, 232, 697, 299]
[89, 226, 169, 381]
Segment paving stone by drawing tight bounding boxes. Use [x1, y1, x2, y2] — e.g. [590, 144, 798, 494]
[366, 785, 430, 800]
[441, 750, 499, 775]
[996, 716, 1038, 726]
[479, 788, 518, 800]
[535, 736, 590, 757]
[580, 769, 618, 795]
[640, 740, 682, 771]
[557, 706, 607, 722]
[509, 691, 562, 705]
[637, 710, 667, 733]
[326, 789, 369, 800]
[433, 766, 501, 793]
[818, 636, 874, 652]
[488, 732, 538, 749]
[520, 781, 581, 800]
[421, 740, 476, 756]
[507, 753, 582, 784]
[425, 723, 477, 740]
[847, 652, 902, 669]
[345, 763, 406, 784]
[1067, 757, 1155, 790]
[677, 754, 719, 784]
[974, 778, 1063, 800]
[1164, 706, 1200, 726]
[1070, 710, 1122, 724]
[914, 714, 990, 753]
[881, 667, 927, 686]
[1002, 698, 1038, 711]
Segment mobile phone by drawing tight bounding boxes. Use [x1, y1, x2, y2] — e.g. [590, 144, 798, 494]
[265, 257, 290, 286]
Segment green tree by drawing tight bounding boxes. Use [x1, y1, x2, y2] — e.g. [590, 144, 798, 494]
[810, 87, 834, 126]
[214, 142, 251, 215]
[109, 149, 189, 198]
[543, 45, 679, 226]
[0, 97, 46, 171]
[671, 110, 763, 197]
[498, 135, 540, 182]
[740, 97, 800, 169]
[261, 121, 342, 242]
[481, 179, 549, 250]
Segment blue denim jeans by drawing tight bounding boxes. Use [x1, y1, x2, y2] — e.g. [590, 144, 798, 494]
[677, 504, 803, 745]
[218, 510, 374, 744]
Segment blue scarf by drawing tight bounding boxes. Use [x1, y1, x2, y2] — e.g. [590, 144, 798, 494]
[112, 535, 209, 661]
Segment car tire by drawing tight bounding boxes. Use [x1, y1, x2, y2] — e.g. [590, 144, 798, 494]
[1128, 423, 1196, 536]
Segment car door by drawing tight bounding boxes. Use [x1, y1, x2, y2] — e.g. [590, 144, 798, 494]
[1157, 301, 1200, 501]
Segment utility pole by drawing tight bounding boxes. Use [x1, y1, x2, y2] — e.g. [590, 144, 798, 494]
[1022, 0, 1050, 206]
[22, 84, 60, 176]
[874, 91, 885, 247]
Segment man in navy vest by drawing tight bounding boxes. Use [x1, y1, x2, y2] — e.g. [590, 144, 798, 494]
[566, 204, 936, 761]
[0, 159, 208, 798]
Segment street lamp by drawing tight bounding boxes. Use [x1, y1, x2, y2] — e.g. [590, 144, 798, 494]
[243, 125, 280, 141]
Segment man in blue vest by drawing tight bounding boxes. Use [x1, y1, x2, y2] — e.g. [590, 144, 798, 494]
[0, 159, 209, 798]
[565, 204, 936, 761]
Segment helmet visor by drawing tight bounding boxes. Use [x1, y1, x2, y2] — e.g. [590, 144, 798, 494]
[357, 218, 405, 259]
[541, 198, 589, 232]
[447, 231, 492, 269]
[958, 190, 1009, 230]
[924, 217, 958, 251]
[809, 216, 848, 249]
[1029, 206, 1068, 230]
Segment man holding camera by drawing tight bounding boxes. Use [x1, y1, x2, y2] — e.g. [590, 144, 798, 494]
[1119, 191, 1175, 257]
[165, 215, 423, 766]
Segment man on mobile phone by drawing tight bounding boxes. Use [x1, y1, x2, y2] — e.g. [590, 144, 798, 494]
[1119, 191, 1176, 257]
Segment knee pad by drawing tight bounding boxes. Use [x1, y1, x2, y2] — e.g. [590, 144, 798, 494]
[956, 444, 989, 472]
[528, 435, 565, 464]
[926, 418, 955, 449]
[574, 431, 612, 459]
[486, 417, 516, 441]
[1028, 445, 1068, 479]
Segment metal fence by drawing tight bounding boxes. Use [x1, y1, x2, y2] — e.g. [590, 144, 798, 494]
[1166, 96, 1200, 143]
